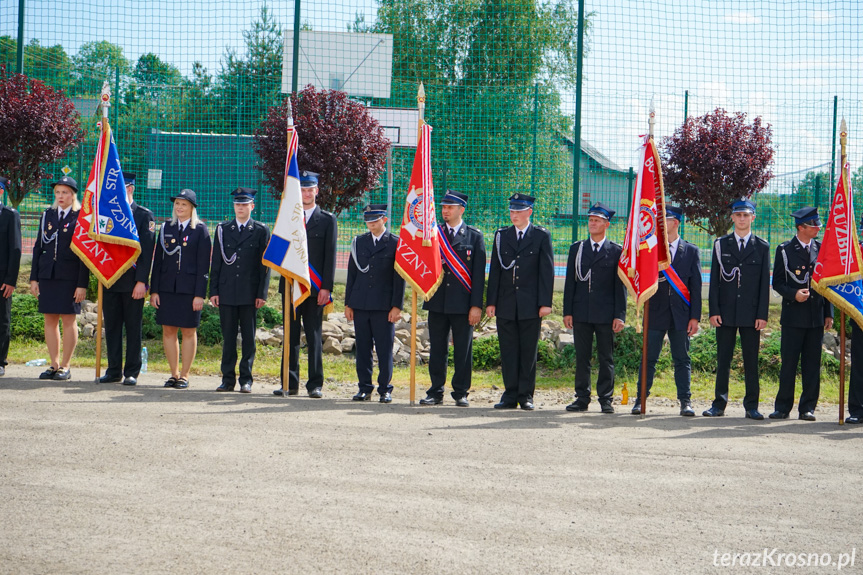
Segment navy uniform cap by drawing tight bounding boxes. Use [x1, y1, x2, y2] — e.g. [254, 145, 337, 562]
[441, 190, 468, 207]
[123, 172, 136, 186]
[665, 204, 684, 221]
[729, 198, 756, 214]
[300, 171, 319, 187]
[588, 202, 615, 220]
[231, 187, 256, 204]
[791, 206, 821, 227]
[170, 188, 198, 207]
[508, 193, 535, 211]
[53, 175, 78, 193]
[0, 176, 8, 190]
[364, 203, 387, 222]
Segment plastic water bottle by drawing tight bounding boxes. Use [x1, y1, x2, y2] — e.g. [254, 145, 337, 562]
[141, 347, 148, 374]
[25, 359, 48, 366]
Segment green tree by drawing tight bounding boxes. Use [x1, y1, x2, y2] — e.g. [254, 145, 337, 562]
[852, 164, 863, 194]
[71, 40, 130, 96]
[132, 53, 183, 103]
[0, 37, 73, 90]
[793, 171, 829, 208]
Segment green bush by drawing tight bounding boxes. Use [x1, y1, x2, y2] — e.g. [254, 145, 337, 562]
[10, 293, 44, 341]
[197, 305, 223, 346]
[258, 305, 283, 328]
[472, 336, 501, 370]
[86, 274, 99, 302]
[141, 305, 162, 340]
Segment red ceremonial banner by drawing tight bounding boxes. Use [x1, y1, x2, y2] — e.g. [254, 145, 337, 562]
[394, 122, 443, 300]
[812, 164, 863, 288]
[618, 136, 670, 310]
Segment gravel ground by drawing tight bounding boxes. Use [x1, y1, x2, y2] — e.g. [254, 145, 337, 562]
[1, 363, 861, 574]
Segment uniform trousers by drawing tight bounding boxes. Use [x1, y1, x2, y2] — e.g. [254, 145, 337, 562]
[219, 304, 257, 387]
[713, 325, 760, 411]
[572, 322, 615, 404]
[497, 316, 541, 405]
[637, 328, 691, 401]
[427, 310, 473, 400]
[775, 326, 823, 414]
[354, 309, 394, 395]
[287, 297, 324, 393]
[102, 290, 144, 378]
[848, 323, 863, 418]
[0, 292, 11, 367]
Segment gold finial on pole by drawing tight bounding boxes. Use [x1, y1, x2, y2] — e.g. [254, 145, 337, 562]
[99, 80, 111, 120]
[840, 118, 848, 167]
[648, 97, 656, 139]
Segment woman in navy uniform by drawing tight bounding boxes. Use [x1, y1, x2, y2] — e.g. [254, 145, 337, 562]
[150, 189, 211, 389]
[0, 176, 21, 377]
[209, 187, 270, 393]
[344, 204, 405, 403]
[28, 176, 89, 381]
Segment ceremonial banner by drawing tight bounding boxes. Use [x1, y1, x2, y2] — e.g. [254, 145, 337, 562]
[71, 118, 141, 287]
[394, 122, 443, 300]
[618, 136, 671, 310]
[812, 164, 863, 329]
[262, 124, 311, 310]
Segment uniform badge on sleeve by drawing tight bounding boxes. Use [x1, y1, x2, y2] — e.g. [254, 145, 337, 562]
[149, 221, 156, 232]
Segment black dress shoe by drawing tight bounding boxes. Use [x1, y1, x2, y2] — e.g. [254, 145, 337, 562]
[53, 367, 71, 381]
[352, 391, 372, 401]
[630, 401, 642, 415]
[600, 402, 614, 414]
[454, 397, 469, 407]
[380, 392, 392, 403]
[39, 367, 58, 380]
[273, 388, 300, 396]
[702, 407, 725, 417]
[745, 409, 764, 420]
[0, 365, 5, 376]
[122, 377, 137, 386]
[798, 411, 816, 421]
[680, 400, 695, 417]
[164, 377, 177, 388]
[845, 415, 863, 424]
[419, 395, 443, 406]
[768, 410, 789, 419]
[521, 400, 535, 410]
[239, 383, 252, 393]
[216, 383, 236, 392]
[565, 401, 588, 412]
[308, 387, 323, 398]
[494, 401, 518, 409]
[99, 375, 122, 384]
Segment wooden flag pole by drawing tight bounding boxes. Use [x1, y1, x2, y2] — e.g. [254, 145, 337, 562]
[283, 280, 291, 396]
[640, 306, 649, 416]
[94, 282, 104, 382]
[407, 83, 427, 407]
[839, 119, 848, 425]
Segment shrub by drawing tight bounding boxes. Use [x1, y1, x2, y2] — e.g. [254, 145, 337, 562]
[472, 336, 501, 370]
[10, 293, 43, 340]
[258, 305, 283, 328]
[141, 305, 161, 340]
[197, 305, 223, 346]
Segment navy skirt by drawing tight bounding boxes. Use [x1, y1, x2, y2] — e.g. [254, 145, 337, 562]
[38, 279, 81, 315]
[156, 292, 201, 328]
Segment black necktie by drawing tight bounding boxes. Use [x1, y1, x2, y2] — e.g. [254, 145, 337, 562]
[239, 224, 244, 233]
[448, 227, 455, 241]
[593, 242, 600, 254]
[518, 230, 523, 242]
[739, 238, 745, 252]
[805, 244, 810, 254]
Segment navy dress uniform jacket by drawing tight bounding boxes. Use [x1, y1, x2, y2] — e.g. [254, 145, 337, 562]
[486, 224, 554, 320]
[105, 203, 156, 293]
[345, 231, 405, 311]
[151, 221, 211, 297]
[772, 237, 832, 327]
[279, 206, 338, 296]
[708, 233, 770, 326]
[0, 204, 21, 286]
[648, 239, 702, 332]
[423, 224, 486, 314]
[209, 219, 271, 306]
[29, 208, 89, 287]
[563, 239, 626, 324]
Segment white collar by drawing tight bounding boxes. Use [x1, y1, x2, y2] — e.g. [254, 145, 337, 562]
[178, 218, 191, 230]
[448, 221, 463, 235]
[734, 231, 752, 244]
[236, 217, 250, 228]
[372, 229, 386, 242]
[515, 222, 530, 235]
[304, 206, 316, 220]
[590, 236, 607, 250]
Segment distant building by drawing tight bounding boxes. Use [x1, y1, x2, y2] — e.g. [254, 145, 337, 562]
[558, 133, 632, 217]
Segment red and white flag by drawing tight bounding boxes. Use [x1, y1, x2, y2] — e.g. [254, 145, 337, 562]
[394, 122, 443, 300]
[618, 136, 671, 310]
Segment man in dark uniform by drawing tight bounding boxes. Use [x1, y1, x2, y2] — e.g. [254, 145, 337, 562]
[847, 216, 863, 425]
[209, 188, 271, 393]
[769, 207, 833, 421]
[486, 194, 554, 410]
[273, 171, 337, 398]
[704, 198, 771, 419]
[0, 176, 21, 377]
[99, 172, 156, 386]
[630, 205, 702, 416]
[420, 190, 486, 407]
[345, 204, 405, 403]
[562, 202, 626, 414]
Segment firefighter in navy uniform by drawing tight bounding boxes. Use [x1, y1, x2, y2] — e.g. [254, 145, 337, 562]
[562, 202, 626, 414]
[630, 205, 702, 416]
[486, 193, 554, 411]
[0, 176, 22, 377]
[99, 172, 156, 386]
[273, 171, 337, 399]
[704, 199, 771, 419]
[420, 190, 486, 407]
[344, 204, 405, 403]
[209, 188, 271, 393]
[769, 207, 833, 421]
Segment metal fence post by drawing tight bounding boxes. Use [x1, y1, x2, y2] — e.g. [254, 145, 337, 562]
[571, 0, 585, 243]
[531, 82, 538, 196]
[16, 0, 25, 74]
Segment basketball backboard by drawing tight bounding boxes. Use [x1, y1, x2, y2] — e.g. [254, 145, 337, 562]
[366, 107, 420, 148]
